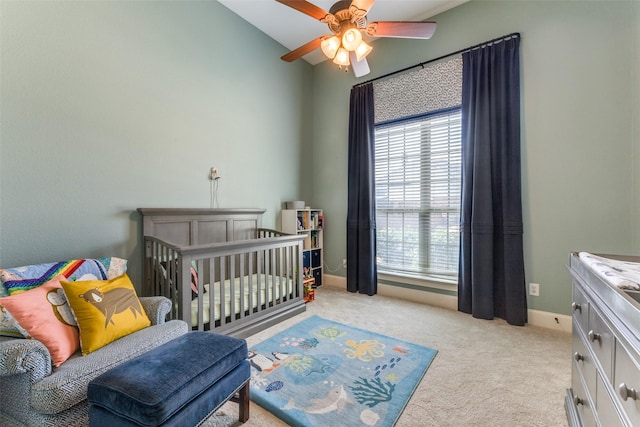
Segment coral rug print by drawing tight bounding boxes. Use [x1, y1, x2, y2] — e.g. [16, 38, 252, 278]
[249, 315, 438, 426]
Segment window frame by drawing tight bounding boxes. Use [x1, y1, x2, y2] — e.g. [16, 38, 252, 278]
[374, 107, 462, 283]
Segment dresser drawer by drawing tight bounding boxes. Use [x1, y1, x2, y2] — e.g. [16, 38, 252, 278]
[572, 363, 597, 427]
[614, 340, 640, 426]
[588, 306, 615, 380]
[572, 284, 589, 335]
[573, 323, 597, 399]
[596, 371, 625, 426]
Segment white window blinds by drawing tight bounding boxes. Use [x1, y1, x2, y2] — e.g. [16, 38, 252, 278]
[375, 109, 461, 280]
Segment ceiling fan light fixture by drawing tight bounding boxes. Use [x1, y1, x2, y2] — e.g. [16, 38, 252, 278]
[276, 0, 438, 78]
[320, 36, 340, 59]
[354, 40, 373, 61]
[342, 28, 363, 51]
[333, 47, 350, 67]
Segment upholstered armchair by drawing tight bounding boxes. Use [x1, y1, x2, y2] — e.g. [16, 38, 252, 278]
[0, 296, 188, 427]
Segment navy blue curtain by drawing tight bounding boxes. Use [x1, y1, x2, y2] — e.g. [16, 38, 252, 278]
[458, 36, 527, 326]
[347, 83, 377, 295]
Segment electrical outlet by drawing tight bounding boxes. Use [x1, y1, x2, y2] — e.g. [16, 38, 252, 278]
[342, 258, 347, 268]
[529, 282, 540, 296]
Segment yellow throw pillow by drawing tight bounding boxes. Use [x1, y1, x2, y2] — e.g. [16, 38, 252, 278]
[61, 274, 150, 355]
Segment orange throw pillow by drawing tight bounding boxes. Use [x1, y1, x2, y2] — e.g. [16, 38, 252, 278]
[0, 275, 80, 367]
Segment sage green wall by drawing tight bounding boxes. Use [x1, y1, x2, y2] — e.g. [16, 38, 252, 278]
[311, 0, 639, 316]
[634, 1, 640, 254]
[0, 1, 313, 287]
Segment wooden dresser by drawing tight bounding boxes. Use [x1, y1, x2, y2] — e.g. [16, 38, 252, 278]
[566, 252, 640, 426]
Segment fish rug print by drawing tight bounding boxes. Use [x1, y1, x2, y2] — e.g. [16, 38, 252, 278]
[248, 315, 438, 426]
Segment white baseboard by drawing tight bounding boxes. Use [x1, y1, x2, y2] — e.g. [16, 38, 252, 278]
[322, 274, 347, 289]
[323, 274, 571, 332]
[527, 309, 572, 333]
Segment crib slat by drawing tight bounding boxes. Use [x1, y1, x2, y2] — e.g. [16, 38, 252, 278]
[247, 250, 254, 316]
[238, 253, 245, 320]
[229, 255, 236, 323]
[265, 248, 271, 309]
[277, 247, 281, 303]
[195, 258, 204, 331]
[270, 247, 277, 306]
[282, 244, 292, 300]
[208, 258, 216, 331]
[179, 256, 192, 329]
[256, 249, 263, 313]
[219, 256, 227, 326]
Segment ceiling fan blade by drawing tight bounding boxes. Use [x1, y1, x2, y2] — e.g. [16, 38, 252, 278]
[349, 51, 370, 78]
[281, 36, 324, 62]
[276, 0, 331, 21]
[367, 21, 437, 39]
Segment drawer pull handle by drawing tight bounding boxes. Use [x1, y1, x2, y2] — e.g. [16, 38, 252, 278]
[588, 330, 601, 343]
[571, 302, 582, 313]
[619, 383, 638, 401]
[573, 396, 584, 406]
[573, 352, 584, 362]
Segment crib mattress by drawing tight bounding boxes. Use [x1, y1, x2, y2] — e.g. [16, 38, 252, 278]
[190, 273, 295, 326]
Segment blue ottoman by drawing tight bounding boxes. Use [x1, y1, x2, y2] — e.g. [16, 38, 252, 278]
[88, 332, 250, 426]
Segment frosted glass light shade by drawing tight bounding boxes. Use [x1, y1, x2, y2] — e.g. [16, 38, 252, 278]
[342, 28, 363, 51]
[333, 47, 350, 66]
[355, 40, 373, 61]
[321, 36, 340, 59]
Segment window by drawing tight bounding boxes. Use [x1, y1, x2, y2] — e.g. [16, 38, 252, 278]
[374, 108, 461, 281]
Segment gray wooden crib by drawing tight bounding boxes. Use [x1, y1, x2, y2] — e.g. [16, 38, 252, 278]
[138, 208, 306, 338]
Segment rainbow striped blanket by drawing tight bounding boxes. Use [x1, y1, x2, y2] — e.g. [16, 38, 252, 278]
[0, 257, 126, 296]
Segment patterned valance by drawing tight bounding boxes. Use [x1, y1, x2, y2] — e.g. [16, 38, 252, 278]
[373, 56, 462, 124]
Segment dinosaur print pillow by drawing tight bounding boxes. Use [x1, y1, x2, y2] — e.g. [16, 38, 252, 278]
[61, 273, 150, 355]
[0, 275, 80, 366]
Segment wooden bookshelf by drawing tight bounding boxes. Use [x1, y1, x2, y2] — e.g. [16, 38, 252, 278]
[281, 208, 323, 288]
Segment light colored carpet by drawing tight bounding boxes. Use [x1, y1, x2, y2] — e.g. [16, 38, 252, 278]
[202, 286, 571, 427]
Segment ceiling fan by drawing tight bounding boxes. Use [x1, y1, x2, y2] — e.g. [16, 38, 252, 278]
[276, 0, 437, 77]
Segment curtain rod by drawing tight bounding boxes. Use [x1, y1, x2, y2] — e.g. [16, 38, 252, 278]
[353, 32, 520, 88]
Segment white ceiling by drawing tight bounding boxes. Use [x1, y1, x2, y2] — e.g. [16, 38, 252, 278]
[218, 0, 468, 65]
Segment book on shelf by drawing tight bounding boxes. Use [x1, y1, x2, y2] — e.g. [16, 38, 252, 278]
[297, 213, 309, 230]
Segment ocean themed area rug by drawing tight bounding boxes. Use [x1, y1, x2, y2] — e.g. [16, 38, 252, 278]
[248, 315, 438, 426]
